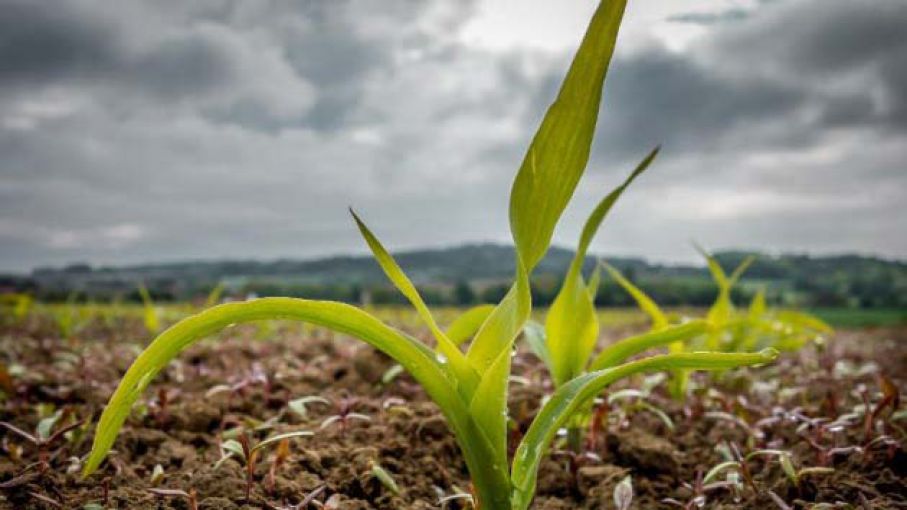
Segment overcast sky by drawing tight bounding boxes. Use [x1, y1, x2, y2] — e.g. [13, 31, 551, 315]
[1, 0, 905, 273]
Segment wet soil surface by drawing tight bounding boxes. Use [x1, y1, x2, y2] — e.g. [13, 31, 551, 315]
[1, 313, 906, 509]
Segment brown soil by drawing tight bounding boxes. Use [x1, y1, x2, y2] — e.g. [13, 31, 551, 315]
[1, 312, 905, 509]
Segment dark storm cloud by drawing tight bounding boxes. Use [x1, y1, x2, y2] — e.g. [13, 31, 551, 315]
[0, 0, 905, 272]
[0, 2, 233, 103]
[593, 48, 807, 161]
[0, 2, 115, 84]
[571, 0, 907, 170]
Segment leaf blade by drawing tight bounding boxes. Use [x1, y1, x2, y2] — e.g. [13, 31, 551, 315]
[446, 304, 496, 346]
[511, 349, 779, 509]
[350, 210, 479, 396]
[83, 298, 465, 477]
[545, 149, 658, 384]
[508, 0, 629, 271]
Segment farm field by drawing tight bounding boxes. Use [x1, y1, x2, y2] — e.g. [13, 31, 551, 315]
[2, 1, 906, 509]
[1, 305, 905, 509]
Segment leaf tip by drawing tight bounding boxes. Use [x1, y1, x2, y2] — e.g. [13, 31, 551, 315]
[758, 347, 780, 362]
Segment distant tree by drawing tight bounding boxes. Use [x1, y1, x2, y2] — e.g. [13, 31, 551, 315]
[479, 284, 509, 304]
[453, 281, 476, 305]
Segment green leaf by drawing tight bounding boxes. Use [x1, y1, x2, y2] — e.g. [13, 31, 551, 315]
[589, 320, 709, 371]
[351, 209, 479, 397]
[466, 2, 630, 489]
[137, 284, 159, 335]
[466, 264, 532, 373]
[370, 461, 401, 495]
[601, 261, 668, 331]
[775, 310, 833, 334]
[83, 298, 465, 478]
[586, 263, 602, 301]
[545, 148, 658, 385]
[696, 247, 755, 348]
[446, 304, 495, 346]
[204, 283, 225, 309]
[508, 0, 628, 271]
[749, 288, 766, 318]
[510, 349, 778, 509]
[465, 265, 531, 482]
[544, 270, 597, 385]
[522, 320, 552, 370]
[729, 256, 756, 286]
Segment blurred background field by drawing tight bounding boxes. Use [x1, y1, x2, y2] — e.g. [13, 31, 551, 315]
[3, 244, 903, 330]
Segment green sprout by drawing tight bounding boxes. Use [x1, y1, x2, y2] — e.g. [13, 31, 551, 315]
[81, 2, 777, 508]
[216, 430, 313, 502]
[0, 293, 32, 324]
[203, 283, 225, 310]
[369, 460, 401, 496]
[137, 284, 160, 335]
[604, 248, 831, 400]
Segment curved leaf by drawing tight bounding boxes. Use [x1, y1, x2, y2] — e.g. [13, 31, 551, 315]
[350, 210, 479, 396]
[511, 349, 779, 509]
[601, 261, 668, 330]
[508, 0, 628, 271]
[446, 304, 496, 346]
[83, 298, 469, 478]
[522, 320, 551, 370]
[546, 149, 658, 385]
[588, 320, 709, 371]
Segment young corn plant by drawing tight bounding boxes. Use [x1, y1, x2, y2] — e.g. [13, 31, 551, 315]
[0, 293, 32, 324]
[137, 284, 160, 335]
[696, 248, 831, 353]
[602, 262, 706, 400]
[81, 2, 777, 508]
[520, 149, 715, 450]
[604, 250, 831, 400]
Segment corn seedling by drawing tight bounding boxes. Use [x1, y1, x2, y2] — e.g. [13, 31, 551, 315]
[137, 283, 160, 335]
[524, 191, 717, 447]
[698, 249, 832, 354]
[82, 2, 777, 508]
[50, 292, 81, 339]
[204, 282, 225, 309]
[604, 248, 831, 400]
[0, 293, 32, 324]
[520, 147, 717, 450]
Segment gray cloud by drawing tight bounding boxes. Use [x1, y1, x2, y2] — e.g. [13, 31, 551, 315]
[0, 2, 116, 84]
[0, 0, 905, 272]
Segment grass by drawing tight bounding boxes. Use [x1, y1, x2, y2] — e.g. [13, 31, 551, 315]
[807, 308, 907, 328]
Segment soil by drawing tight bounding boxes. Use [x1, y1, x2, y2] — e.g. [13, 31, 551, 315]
[1, 312, 906, 509]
